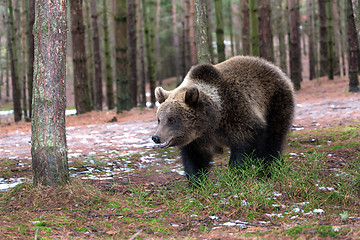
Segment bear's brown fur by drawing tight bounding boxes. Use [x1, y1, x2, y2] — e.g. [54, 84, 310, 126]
[152, 56, 295, 183]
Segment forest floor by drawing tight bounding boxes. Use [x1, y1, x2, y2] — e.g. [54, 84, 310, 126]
[0, 76, 360, 239]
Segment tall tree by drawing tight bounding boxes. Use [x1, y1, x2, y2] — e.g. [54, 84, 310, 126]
[28, 0, 35, 118]
[90, 0, 103, 110]
[32, 0, 69, 186]
[258, 0, 274, 62]
[115, 0, 130, 111]
[4, 0, 22, 122]
[325, 0, 334, 79]
[249, 0, 259, 56]
[318, 0, 328, 77]
[241, 0, 250, 55]
[188, 0, 197, 65]
[307, 0, 316, 80]
[84, 0, 95, 107]
[347, 0, 359, 92]
[207, 0, 214, 62]
[172, 0, 181, 84]
[127, 0, 137, 107]
[227, 1, 235, 57]
[21, 0, 28, 119]
[214, 0, 225, 62]
[103, 0, 115, 110]
[70, 0, 92, 114]
[142, 0, 157, 107]
[194, 0, 211, 63]
[288, 0, 302, 90]
[136, 0, 147, 107]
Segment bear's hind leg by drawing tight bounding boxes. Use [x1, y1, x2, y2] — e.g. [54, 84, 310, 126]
[180, 141, 213, 185]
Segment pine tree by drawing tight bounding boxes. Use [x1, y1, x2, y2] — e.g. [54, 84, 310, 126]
[318, 0, 328, 77]
[194, 0, 211, 63]
[258, 0, 274, 62]
[249, 0, 259, 56]
[214, 0, 225, 62]
[28, 0, 35, 118]
[347, 0, 359, 92]
[241, 0, 250, 55]
[128, 0, 138, 107]
[32, 0, 69, 186]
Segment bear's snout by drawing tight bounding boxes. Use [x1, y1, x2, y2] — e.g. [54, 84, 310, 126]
[151, 135, 161, 144]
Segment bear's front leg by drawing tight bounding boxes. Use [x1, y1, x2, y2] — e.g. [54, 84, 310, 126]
[180, 141, 213, 186]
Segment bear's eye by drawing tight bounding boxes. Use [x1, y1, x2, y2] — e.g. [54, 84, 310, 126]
[168, 117, 176, 125]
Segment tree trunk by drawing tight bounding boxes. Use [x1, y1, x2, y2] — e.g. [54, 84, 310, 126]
[172, 0, 181, 84]
[318, 0, 328, 77]
[347, 0, 359, 92]
[326, 0, 334, 80]
[155, 0, 161, 84]
[84, 0, 95, 107]
[227, 1, 235, 57]
[307, 0, 316, 80]
[136, 0, 146, 107]
[207, 0, 214, 63]
[90, 0, 103, 110]
[249, 0, 259, 56]
[241, 0, 250, 55]
[194, 0, 211, 63]
[32, 0, 69, 187]
[288, 0, 302, 90]
[332, 0, 340, 76]
[142, 0, 157, 107]
[128, 0, 137, 108]
[258, 0, 274, 62]
[103, 0, 115, 110]
[21, 0, 28, 119]
[28, 0, 35, 118]
[214, 0, 225, 62]
[4, 0, 22, 122]
[6, 46, 10, 98]
[70, 0, 92, 114]
[188, 0, 198, 65]
[115, 0, 131, 112]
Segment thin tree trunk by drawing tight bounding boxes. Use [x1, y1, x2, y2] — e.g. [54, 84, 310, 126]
[6, 45, 10, 98]
[278, 0, 288, 74]
[21, 0, 28, 118]
[326, 0, 334, 79]
[90, 0, 103, 110]
[70, 0, 92, 114]
[128, 0, 137, 107]
[241, 0, 250, 55]
[188, 0, 197, 65]
[103, 0, 115, 110]
[249, 0, 259, 56]
[318, 0, 328, 77]
[338, 0, 346, 76]
[214, 0, 225, 62]
[307, 0, 316, 80]
[347, 0, 359, 92]
[172, 0, 181, 84]
[288, 0, 302, 90]
[136, 0, 146, 107]
[4, 0, 22, 122]
[155, 0, 161, 84]
[115, 0, 130, 112]
[32, 0, 69, 186]
[207, 0, 214, 62]
[85, 0, 95, 107]
[28, 0, 35, 118]
[332, 0, 340, 76]
[143, 0, 157, 107]
[258, 0, 274, 62]
[194, 0, 211, 63]
[228, 1, 235, 57]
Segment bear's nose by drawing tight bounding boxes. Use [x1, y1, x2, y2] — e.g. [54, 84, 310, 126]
[152, 135, 161, 144]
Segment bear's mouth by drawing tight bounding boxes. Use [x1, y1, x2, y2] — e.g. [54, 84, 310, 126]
[159, 137, 173, 148]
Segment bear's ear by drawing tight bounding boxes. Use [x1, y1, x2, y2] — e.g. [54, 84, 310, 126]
[155, 87, 170, 103]
[185, 87, 199, 107]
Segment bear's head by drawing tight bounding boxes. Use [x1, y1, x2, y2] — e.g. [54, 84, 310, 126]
[152, 64, 222, 149]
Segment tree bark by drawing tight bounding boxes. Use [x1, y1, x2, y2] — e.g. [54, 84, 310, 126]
[4, 0, 22, 122]
[318, 0, 328, 77]
[347, 0, 359, 92]
[241, 0, 250, 55]
[326, 0, 334, 79]
[207, 0, 214, 63]
[172, 0, 181, 84]
[249, 0, 259, 56]
[84, 0, 95, 107]
[288, 0, 302, 90]
[194, 0, 211, 63]
[90, 0, 103, 110]
[21, 0, 28, 119]
[136, 0, 147, 107]
[227, 1, 235, 57]
[188, 0, 198, 65]
[142, 0, 157, 107]
[70, 0, 92, 114]
[103, 0, 115, 110]
[258, 0, 274, 62]
[32, 0, 69, 187]
[115, 0, 131, 112]
[128, 0, 137, 107]
[214, 0, 225, 62]
[28, 0, 35, 118]
[307, 0, 316, 80]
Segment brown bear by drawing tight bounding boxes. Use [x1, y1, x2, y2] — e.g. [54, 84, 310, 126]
[152, 56, 295, 183]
